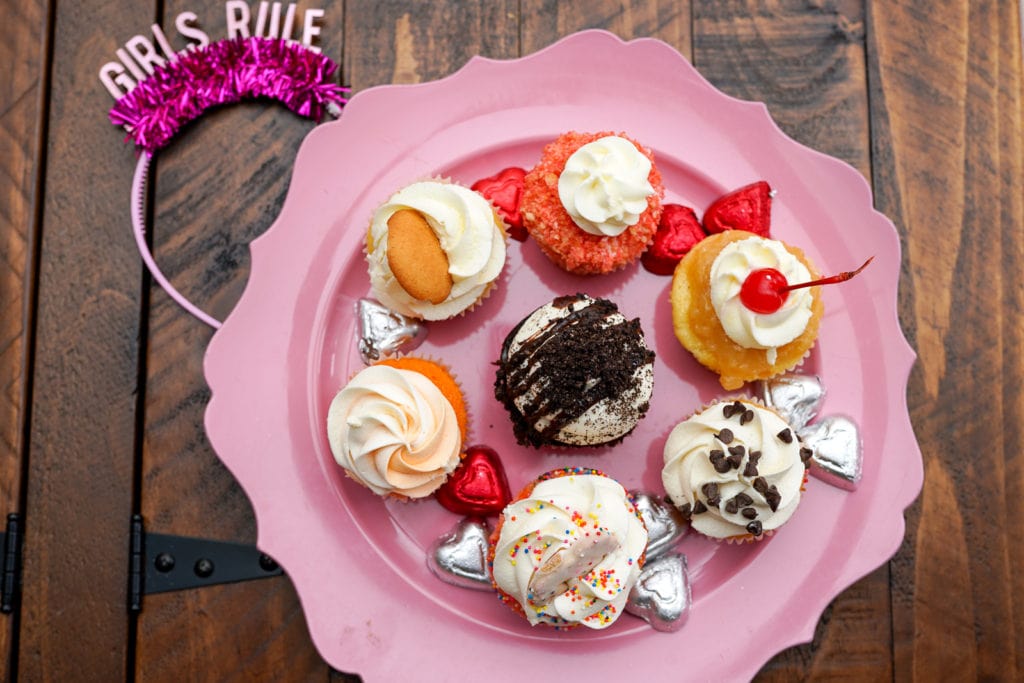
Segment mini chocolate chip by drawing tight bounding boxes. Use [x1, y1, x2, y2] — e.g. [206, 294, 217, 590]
[722, 403, 740, 418]
[746, 520, 763, 536]
[716, 428, 734, 444]
[724, 499, 739, 514]
[709, 448, 725, 460]
[748, 450, 762, 463]
[693, 500, 707, 514]
[714, 459, 731, 474]
[741, 507, 758, 519]
[735, 492, 753, 507]
[728, 445, 745, 457]
[727, 452, 744, 470]
[777, 428, 793, 444]
[740, 409, 754, 425]
[701, 482, 719, 498]
[743, 463, 759, 477]
[766, 486, 782, 512]
[800, 446, 813, 463]
[707, 493, 721, 507]
[679, 502, 692, 518]
[753, 477, 769, 494]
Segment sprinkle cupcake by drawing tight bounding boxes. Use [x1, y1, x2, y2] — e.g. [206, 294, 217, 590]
[494, 293, 655, 448]
[670, 230, 824, 390]
[366, 180, 508, 320]
[488, 467, 648, 629]
[521, 132, 664, 274]
[326, 357, 468, 499]
[661, 398, 811, 542]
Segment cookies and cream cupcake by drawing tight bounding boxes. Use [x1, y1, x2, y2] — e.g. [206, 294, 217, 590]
[521, 132, 664, 274]
[661, 399, 811, 542]
[494, 294, 655, 448]
[671, 231, 824, 390]
[326, 357, 468, 499]
[489, 467, 648, 629]
[366, 180, 508, 320]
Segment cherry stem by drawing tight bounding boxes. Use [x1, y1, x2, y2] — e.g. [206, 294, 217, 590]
[783, 256, 874, 292]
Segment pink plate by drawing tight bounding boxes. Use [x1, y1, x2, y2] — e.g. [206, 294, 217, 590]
[205, 31, 922, 681]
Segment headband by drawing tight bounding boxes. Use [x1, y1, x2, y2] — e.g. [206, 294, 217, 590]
[110, 36, 348, 328]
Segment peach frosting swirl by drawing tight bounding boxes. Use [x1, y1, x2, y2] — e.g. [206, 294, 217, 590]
[326, 364, 462, 498]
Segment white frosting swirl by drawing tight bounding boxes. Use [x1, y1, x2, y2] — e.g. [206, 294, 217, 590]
[367, 181, 506, 320]
[326, 364, 461, 498]
[710, 236, 814, 365]
[557, 136, 655, 237]
[491, 472, 647, 629]
[662, 401, 806, 539]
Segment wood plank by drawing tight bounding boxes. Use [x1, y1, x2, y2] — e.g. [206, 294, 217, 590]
[0, 0, 48, 674]
[867, 0, 1024, 680]
[519, 0, 692, 59]
[19, 1, 156, 679]
[134, 2, 344, 681]
[690, 2, 893, 680]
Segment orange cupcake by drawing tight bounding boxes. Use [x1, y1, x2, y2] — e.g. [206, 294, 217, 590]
[488, 467, 648, 629]
[671, 231, 823, 390]
[326, 357, 467, 499]
[521, 132, 664, 274]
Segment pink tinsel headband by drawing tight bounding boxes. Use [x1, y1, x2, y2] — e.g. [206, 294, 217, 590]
[111, 36, 348, 327]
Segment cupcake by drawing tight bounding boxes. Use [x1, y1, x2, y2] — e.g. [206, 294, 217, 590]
[488, 467, 648, 629]
[670, 231, 823, 390]
[521, 132, 664, 274]
[326, 357, 468, 499]
[494, 294, 655, 448]
[366, 180, 507, 320]
[661, 399, 811, 542]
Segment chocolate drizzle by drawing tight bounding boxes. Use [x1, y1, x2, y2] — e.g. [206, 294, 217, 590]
[494, 294, 655, 448]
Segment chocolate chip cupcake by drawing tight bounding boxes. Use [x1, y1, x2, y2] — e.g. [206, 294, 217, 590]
[494, 294, 654, 448]
[661, 398, 811, 542]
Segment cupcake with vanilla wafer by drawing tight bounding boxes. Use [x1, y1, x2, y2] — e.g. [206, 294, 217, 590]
[326, 357, 468, 499]
[661, 398, 811, 543]
[366, 180, 508, 320]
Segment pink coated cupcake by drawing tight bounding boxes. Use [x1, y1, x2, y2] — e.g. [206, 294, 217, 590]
[521, 131, 664, 274]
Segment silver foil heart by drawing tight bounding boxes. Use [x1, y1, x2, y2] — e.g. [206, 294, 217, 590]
[426, 517, 493, 591]
[356, 298, 426, 364]
[626, 553, 691, 632]
[800, 414, 862, 490]
[631, 491, 688, 560]
[758, 374, 826, 432]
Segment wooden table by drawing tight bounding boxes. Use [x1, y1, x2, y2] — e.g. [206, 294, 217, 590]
[2, 1, 1021, 680]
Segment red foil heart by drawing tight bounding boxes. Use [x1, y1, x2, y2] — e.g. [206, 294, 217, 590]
[435, 445, 512, 516]
[702, 180, 772, 237]
[471, 167, 528, 241]
[641, 204, 706, 275]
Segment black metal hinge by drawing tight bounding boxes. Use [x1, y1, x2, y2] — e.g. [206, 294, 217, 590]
[128, 514, 283, 612]
[0, 513, 22, 613]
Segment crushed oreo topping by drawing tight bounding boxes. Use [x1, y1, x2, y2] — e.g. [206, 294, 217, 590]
[777, 428, 793, 444]
[741, 507, 758, 520]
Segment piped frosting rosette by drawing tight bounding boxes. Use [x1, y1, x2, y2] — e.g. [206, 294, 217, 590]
[326, 358, 467, 499]
[366, 180, 508, 320]
[489, 468, 648, 629]
[662, 399, 810, 542]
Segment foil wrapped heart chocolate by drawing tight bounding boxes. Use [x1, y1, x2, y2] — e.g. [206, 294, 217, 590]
[471, 167, 527, 241]
[434, 445, 512, 517]
[631, 491, 689, 559]
[800, 414, 863, 490]
[355, 298, 426, 363]
[426, 517, 493, 591]
[758, 373, 826, 432]
[626, 553, 691, 632]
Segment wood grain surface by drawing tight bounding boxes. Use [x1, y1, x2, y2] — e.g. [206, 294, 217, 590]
[1, 0, 1021, 680]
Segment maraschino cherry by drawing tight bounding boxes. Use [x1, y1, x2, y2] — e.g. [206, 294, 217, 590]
[739, 257, 874, 314]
